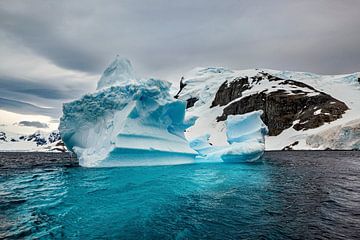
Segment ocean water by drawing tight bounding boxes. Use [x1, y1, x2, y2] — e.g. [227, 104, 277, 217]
[0, 151, 359, 239]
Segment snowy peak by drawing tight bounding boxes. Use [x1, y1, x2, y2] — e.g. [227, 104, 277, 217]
[17, 130, 61, 146]
[19, 131, 47, 146]
[97, 56, 136, 90]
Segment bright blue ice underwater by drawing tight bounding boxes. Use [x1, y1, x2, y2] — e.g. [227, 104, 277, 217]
[4, 163, 272, 239]
[1, 152, 360, 239]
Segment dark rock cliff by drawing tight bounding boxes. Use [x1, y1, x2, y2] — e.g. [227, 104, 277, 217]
[212, 73, 348, 136]
[211, 77, 251, 107]
[174, 77, 199, 108]
[0, 132, 6, 142]
[217, 89, 348, 136]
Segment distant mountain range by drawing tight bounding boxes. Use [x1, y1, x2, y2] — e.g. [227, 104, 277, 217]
[0, 130, 66, 152]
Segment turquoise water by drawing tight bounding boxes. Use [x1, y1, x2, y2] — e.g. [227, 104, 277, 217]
[1, 151, 360, 239]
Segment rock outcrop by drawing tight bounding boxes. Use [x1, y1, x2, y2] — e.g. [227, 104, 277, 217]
[19, 132, 47, 146]
[174, 77, 199, 108]
[212, 73, 348, 136]
[211, 77, 251, 107]
[0, 132, 6, 142]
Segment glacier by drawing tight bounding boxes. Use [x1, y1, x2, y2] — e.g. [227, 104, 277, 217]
[59, 57, 268, 167]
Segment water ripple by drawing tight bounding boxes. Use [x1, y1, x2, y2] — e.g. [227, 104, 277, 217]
[0, 151, 360, 239]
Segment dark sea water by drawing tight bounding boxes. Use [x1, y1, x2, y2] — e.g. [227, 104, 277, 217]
[0, 151, 359, 239]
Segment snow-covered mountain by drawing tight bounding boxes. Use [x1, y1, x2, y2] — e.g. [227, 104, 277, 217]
[0, 108, 65, 152]
[0, 130, 66, 152]
[175, 68, 360, 150]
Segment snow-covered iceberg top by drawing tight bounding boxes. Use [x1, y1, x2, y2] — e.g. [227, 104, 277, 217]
[96, 57, 136, 90]
[59, 57, 268, 167]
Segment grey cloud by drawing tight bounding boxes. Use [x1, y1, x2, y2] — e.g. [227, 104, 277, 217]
[0, 97, 61, 118]
[17, 121, 49, 128]
[0, 74, 96, 113]
[49, 119, 60, 123]
[0, 6, 103, 73]
[0, 75, 79, 100]
[0, 0, 360, 84]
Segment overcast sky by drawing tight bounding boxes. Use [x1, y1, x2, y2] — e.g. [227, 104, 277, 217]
[0, 0, 359, 115]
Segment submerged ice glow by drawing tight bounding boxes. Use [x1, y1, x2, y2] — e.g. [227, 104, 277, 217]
[59, 57, 268, 167]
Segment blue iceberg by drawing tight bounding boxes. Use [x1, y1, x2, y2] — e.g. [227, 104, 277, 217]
[60, 57, 268, 167]
[59, 57, 197, 167]
[190, 111, 268, 163]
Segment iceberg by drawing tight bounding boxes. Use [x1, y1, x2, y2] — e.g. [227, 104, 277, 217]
[190, 111, 268, 162]
[59, 57, 268, 167]
[59, 57, 197, 167]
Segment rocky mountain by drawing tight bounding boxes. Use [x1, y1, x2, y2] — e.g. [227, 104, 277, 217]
[0, 130, 66, 152]
[176, 68, 360, 150]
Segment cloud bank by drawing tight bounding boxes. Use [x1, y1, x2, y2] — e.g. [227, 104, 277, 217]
[0, 0, 359, 116]
[17, 121, 49, 128]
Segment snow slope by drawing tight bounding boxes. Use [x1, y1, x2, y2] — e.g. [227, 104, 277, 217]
[269, 71, 360, 149]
